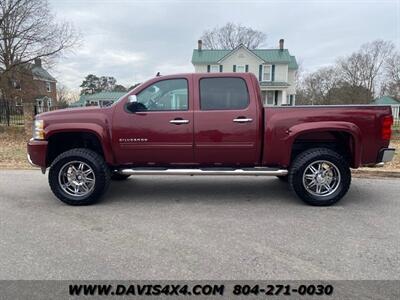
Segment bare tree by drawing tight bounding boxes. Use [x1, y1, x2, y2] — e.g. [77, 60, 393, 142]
[297, 67, 340, 105]
[0, 0, 79, 71]
[381, 51, 400, 99]
[200, 23, 266, 49]
[338, 40, 394, 96]
[0, 0, 80, 111]
[56, 84, 79, 108]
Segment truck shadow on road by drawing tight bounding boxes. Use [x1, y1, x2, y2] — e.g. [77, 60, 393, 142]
[100, 176, 381, 207]
[104, 176, 310, 206]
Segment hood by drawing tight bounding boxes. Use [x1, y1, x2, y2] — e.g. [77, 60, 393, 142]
[36, 106, 114, 129]
[37, 106, 106, 119]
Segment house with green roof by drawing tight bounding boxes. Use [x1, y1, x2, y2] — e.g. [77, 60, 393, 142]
[372, 96, 400, 105]
[71, 91, 126, 107]
[192, 39, 298, 106]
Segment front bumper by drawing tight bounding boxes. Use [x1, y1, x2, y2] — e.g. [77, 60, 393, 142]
[27, 138, 48, 168]
[377, 148, 395, 163]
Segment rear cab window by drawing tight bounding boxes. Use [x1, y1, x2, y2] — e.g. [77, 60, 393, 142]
[199, 77, 249, 110]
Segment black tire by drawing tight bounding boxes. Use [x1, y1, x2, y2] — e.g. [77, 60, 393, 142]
[48, 148, 111, 205]
[288, 148, 351, 206]
[277, 175, 288, 182]
[111, 173, 131, 181]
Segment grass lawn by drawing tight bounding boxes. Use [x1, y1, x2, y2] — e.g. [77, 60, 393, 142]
[0, 126, 33, 169]
[0, 126, 399, 171]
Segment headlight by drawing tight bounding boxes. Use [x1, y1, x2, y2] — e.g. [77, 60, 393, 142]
[33, 119, 45, 140]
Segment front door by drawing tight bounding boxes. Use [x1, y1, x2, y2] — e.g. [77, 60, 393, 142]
[112, 77, 194, 166]
[193, 75, 261, 166]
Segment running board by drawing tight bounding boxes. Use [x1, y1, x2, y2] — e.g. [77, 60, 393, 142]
[117, 167, 288, 176]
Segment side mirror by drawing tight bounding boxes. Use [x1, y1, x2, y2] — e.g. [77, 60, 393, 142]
[127, 95, 146, 113]
[128, 95, 137, 103]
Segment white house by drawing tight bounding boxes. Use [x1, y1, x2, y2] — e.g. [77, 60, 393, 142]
[191, 39, 298, 106]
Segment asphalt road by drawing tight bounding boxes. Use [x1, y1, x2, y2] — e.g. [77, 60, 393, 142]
[0, 170, 399, 280]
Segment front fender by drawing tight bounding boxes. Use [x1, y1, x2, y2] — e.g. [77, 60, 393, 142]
[44, 123, 114, 165]
[284, 121, 362, 168]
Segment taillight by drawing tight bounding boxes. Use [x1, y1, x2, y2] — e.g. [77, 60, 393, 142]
[381, 115, 393, 140]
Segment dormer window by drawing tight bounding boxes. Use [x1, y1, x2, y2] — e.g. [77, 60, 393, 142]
[262, 65, 272, 81]
[46, 82, 51, 92]
[209, 65, 220, 73]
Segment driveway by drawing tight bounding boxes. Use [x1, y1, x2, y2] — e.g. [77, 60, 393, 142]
[0, 170, 399, 279]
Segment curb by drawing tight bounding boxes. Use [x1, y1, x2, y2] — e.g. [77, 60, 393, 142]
[352, 169, 400, 178]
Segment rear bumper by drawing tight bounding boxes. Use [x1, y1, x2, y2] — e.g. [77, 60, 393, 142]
[27, 138, 48, 168]
[377, 148, 395, 163]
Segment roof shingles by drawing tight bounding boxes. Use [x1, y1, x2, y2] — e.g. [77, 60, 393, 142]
[192, 46, 298, 69]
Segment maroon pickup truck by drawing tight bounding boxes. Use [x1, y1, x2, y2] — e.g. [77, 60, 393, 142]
[27, 73, 395, 206]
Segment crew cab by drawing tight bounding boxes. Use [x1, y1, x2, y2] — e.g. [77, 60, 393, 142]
[27, 73, 395, 206]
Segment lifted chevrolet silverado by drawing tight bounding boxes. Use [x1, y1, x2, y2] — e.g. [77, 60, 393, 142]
[27, 73, 395, 206]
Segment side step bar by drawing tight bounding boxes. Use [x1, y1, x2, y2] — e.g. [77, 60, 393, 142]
[117, 167, 288, 176]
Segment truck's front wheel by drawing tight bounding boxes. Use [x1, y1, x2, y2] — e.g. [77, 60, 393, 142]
[289, 148, 351, 206]
[48, 148, 111, 205]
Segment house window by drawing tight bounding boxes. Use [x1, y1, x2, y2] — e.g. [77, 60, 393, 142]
[210, 65, 220, 73]
[289, 94, 294, 106]
[12, 80, 21, 90]
[262, 65, 272, 81]
[266, 91, 275, 106]
[15, 97, 23, 107]
[236, 65, 245, 72]
[46, 82, 51, 92]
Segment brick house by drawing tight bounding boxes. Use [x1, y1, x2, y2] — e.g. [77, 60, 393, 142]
[8, 58, 57, 112]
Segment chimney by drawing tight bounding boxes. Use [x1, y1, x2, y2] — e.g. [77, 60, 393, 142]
[34, 58, 42, 67]
[279, 39, 284, 51]
[198, 39, 203, 51]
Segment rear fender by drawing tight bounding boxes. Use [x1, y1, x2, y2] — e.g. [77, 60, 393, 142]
[284, 121, 362, 168]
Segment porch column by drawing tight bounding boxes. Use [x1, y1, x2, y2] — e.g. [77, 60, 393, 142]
[281, 90, 287, 105]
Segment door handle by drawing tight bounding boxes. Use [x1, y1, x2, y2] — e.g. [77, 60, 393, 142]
[169, 119, 190, 125]
[233, 117, 253, 123]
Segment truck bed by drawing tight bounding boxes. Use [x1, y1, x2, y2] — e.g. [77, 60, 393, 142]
[263, 105, 392, 168]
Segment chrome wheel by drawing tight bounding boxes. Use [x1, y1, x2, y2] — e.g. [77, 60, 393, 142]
[302, 160, 341, 197]
[58, 161, 96, 197]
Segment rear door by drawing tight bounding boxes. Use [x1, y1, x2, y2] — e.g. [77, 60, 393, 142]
[193, 74, 261, 166]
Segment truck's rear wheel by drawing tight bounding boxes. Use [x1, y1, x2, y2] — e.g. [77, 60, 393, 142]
[289, 148, 351, 206]
[49, 148, 110, 205]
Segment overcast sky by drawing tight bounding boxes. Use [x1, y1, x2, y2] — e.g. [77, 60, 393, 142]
[49, 0, 400, 91]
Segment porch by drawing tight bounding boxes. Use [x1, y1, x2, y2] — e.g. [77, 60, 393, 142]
[260, 89, 296, 106]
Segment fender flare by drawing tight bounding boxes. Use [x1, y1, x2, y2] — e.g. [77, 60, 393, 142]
[45, 123, 114, 165]
[284, 121, 362, 168]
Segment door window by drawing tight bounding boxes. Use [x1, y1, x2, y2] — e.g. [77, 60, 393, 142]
[136, 79, 188, 111]
[199, 77, 249, 110]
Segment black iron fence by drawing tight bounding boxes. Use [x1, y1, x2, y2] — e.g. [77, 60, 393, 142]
[0, 101, 63, 126]
[0, 102, 24, 126]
